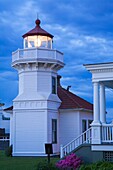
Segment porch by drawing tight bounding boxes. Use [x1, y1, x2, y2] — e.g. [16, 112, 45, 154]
[60, 124, 113, 158]
[61, 62, 113, 158]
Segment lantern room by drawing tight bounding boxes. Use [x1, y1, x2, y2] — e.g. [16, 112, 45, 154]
[22, 19, 53, 49]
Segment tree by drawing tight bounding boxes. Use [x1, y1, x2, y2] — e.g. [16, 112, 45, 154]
[0, 103, 5, 107]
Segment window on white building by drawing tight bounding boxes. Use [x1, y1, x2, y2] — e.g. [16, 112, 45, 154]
[52, 77, 56, 94]
[88, 120, 93, 128]
[52, 119, 57, 143]
[82, 120, 87, 133]
[82, 119, 87, 141]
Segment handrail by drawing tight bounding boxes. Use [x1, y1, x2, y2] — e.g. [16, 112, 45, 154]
[12, 47, 63, 54]
[60, 128, 92, 158]
[12, 48, 63, 63]
[102, 124, 113, 127]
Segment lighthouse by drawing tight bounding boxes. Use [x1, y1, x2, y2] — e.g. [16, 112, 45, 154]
[11, 19, 64, 156]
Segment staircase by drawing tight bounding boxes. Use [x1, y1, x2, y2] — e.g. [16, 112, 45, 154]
[60, 128, 92, 158]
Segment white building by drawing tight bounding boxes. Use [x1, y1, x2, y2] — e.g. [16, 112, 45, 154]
[84, 63, 113, 151]
[0, 110, 10, 135]
[8, 19, 93, 156]
[60, 62, 113, 162]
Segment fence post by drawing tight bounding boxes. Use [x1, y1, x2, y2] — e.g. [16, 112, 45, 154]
[60, 144, 63, 158]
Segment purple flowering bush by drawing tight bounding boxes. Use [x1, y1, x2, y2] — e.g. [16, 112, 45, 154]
[56, 153, 82, 170]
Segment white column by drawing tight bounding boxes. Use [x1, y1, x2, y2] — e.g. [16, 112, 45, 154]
[100, 83, 106, 124]
[91, 82, 101, 145]
[93, 82, 100, 124]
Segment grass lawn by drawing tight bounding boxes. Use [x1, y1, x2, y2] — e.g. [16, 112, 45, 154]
[0, 151, 59, 170]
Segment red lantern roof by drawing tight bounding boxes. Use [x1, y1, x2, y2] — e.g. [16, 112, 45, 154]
[22, 19, 54, 38]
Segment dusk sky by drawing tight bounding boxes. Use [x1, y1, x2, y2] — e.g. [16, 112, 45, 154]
[0, 0, 113, 121]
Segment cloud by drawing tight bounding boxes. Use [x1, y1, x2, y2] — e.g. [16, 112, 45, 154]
[0, 1, 37, 33]
[0, 0, 113, 111]
[60, 74, 93, 103]
[0, 71, 17, 81]
[44, 21, 113, 66]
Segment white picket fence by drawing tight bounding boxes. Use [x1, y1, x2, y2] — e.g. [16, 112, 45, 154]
[60, 128, 92, 158]
[0, 136, 10, 141]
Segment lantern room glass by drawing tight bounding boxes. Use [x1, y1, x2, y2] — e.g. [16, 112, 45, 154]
[24, 35, 52, 49]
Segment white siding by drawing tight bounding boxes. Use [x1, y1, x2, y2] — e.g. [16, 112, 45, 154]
[13, 110, 47, 155]
[59, 109, 93, 146]
[37, 72, 51, 93]
[59, 110, 79, 146]
[23, 72, 38, 93]
[10, 113, 13, 145]
[19, 71, 55, 96]
[19, 73, 24, 95]
[79, 111, 93, 134]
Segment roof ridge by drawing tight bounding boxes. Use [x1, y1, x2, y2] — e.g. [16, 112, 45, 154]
[65, 87, 92, 105]
[61, 87, 82, 108]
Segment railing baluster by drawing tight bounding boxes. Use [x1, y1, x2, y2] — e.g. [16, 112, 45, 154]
[104, 128, 107, 141]
[102, 125, 113, 143]
[107, 127, 109, 141]
[60, 128, 92, 158]
[109, 127, 111, 141]
[111, 127, 113, 141]
[12, 48, 63, 63]
[102, 127, 103, 141]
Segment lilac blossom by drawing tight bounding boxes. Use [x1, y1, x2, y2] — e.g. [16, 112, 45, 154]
[56, 153, 82, 170]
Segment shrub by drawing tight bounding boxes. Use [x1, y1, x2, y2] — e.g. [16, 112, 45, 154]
[5, 145, 12, 157]
[36, 160, 58, 170]
[56, 153, 82, 170]
[79, 161, 113, 170]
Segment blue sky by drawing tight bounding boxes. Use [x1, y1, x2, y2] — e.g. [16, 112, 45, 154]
[0, 0, 113, 121]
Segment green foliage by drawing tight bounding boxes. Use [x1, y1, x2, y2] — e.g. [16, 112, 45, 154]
[2, 149, 113, 170]
[0, 151, 59, 170]
[5, 145, 12, 157]
[79, 161, 113, 170]
[36, 160, 58, 170]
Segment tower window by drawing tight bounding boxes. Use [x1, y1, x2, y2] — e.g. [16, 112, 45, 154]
[52, 77, 56, 94]
[52, 119, 57, 143]
[25, 39, 28, 48]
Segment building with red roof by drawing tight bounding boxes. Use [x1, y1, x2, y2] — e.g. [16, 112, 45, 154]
[4, 18, 93, 157]
[4, 75, 93, 154]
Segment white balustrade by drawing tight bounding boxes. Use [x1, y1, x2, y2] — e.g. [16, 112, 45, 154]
[102, 124, 113, 143]
[12, 48, 63, 63]
[60, 128, 92, 158]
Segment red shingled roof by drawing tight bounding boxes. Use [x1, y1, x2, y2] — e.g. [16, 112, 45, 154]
[22, 19, 53, 38]
[4, 85, 93, 112]
[57, 86, 93, 110]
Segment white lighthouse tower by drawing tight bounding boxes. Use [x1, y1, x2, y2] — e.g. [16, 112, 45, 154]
[11, 19, 64, 156]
